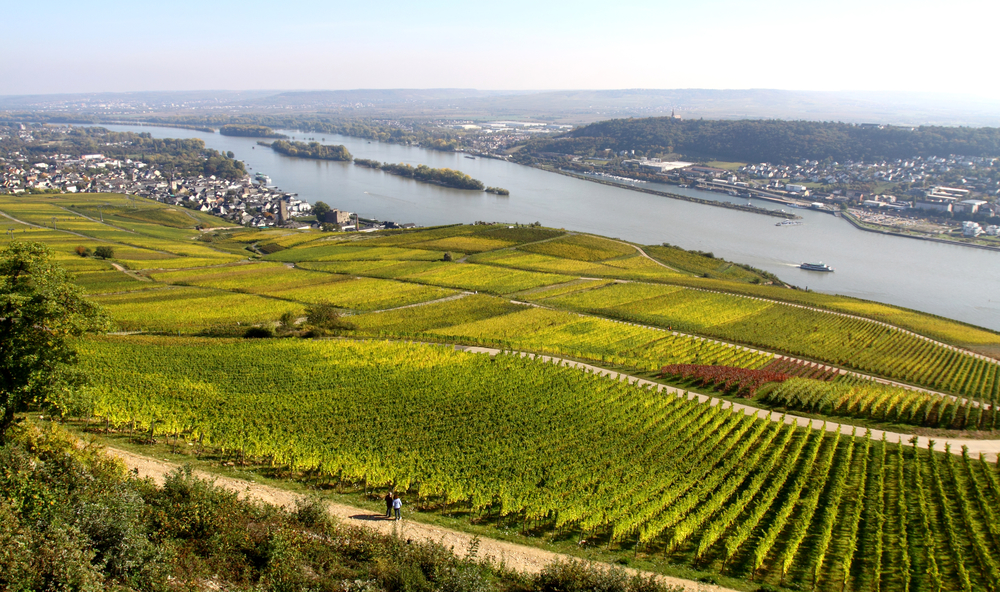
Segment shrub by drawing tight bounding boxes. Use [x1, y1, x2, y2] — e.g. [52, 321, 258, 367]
[534, 560, 675, 592]
[292, 496, 331, 529]
[244, 326, 274, 338]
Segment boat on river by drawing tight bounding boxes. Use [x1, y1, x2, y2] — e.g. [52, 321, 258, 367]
[800, 262, 834, 272]
[776, 220, 802, 226]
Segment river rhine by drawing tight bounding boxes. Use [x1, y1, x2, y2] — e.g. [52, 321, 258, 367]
[103, 125, 1000, 331]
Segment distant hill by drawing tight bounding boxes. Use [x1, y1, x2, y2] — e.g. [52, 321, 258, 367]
[448, 89, 1000, 127]
[522, 117, 1000, 164]
[3, 88, 999, 127]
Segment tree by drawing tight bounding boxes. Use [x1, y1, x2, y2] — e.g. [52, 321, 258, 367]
[303, 301, 354, 337]
[94, 246, 114, 259]
[312, 201, 331, 220]
[0, 242, 110, 440]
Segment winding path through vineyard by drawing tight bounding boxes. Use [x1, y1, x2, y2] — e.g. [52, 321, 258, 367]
[459, 346, 1000, 461]
[106, 447, 734, 592]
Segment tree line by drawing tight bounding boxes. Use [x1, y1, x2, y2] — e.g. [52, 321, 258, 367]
[266, 140, 352, 161]
[218, 124, 286, 138]
[29, 113, 466, 152]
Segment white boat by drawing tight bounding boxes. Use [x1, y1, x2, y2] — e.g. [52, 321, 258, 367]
[776, 220, 802, 226]
[800, 262, 834, 272]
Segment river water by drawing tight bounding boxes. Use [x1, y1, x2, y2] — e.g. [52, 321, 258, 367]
[102, 125, 1000, 331]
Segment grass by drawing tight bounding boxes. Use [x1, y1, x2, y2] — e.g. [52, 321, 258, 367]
[703, 161, 747, 171]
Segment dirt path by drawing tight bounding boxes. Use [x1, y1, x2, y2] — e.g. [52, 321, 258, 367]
[106, 447, 731, 592]
[110, 262, 153, 282]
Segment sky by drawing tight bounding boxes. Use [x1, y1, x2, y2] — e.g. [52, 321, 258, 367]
[5, 0, 1000, 98]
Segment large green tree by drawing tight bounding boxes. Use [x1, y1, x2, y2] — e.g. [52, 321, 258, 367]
[312, 201, 331, 219]
[0, 241, 109, 440]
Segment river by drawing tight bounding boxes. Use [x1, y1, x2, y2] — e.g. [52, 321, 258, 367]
[101, 125, 1000, 331]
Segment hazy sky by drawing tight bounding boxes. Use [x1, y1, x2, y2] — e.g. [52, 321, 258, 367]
[5, 0, 999, 97]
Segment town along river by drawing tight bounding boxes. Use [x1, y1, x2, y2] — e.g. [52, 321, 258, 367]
[102, 125, 1000, 332]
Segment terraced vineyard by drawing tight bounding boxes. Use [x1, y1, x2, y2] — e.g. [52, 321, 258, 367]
[541, 281, 1000, 404]
[79, 336, 1000, 592]
[9, 192, 1000, 590]
[5, 195, 1000, 422]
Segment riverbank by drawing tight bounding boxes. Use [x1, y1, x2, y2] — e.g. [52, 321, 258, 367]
[841, 211, 1000, 253]
[87, 123, 1000, 331]
[539, 165, 799, 219]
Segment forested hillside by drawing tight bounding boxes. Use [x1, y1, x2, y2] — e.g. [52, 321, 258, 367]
[522, 118, 1000, 163]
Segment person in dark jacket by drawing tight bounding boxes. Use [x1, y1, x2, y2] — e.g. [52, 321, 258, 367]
[385, 491, 394, 518]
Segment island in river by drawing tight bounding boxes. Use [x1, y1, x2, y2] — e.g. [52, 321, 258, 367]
[354, 158, 505, 193]
[263, 139, 352, 161]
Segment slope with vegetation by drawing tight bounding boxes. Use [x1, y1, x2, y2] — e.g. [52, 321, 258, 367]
[5, 191, 1000, 591]
[2, 423, 671, 592]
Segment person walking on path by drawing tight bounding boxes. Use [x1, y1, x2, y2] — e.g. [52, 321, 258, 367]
[384, 491, 394, 518]
[393, 494, 402, 521]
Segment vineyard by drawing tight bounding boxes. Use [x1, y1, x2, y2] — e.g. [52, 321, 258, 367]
[265, 243, 451, 262]
[544, 281, 1000, 403]
[519, 233, 637, 261]
[78, 336, 1000, 592]
[91, 286, 304, 332]
[470, 249, 683, 281]
[399, 263, 574, 294]
[659, 364, 791, 397]
[5, 198, 1000, 428]
[9, 193, 1000, 590]
[296, 259, 443, 279]
[759, 377, 1000, 430]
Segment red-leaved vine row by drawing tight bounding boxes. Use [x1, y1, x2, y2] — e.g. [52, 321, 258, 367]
[660, 364, 791, 397]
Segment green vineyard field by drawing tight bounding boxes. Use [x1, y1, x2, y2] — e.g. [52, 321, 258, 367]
[78, 336, 1000, 592]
